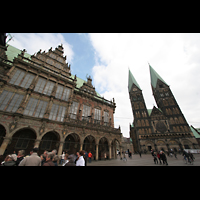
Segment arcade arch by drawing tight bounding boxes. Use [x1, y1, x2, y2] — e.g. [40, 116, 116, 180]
[39, 131, 60, 155]
[0, 124, 6, 147]
[5, 127, 37, 156]
[63, 133, 80, 154]
[98, 137, 109, 160]
[83, 135, 96, 157]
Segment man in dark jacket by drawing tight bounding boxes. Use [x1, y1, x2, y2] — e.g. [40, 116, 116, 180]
[160, 151, 168, 165]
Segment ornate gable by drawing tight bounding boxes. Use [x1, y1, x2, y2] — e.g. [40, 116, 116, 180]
[151, 106, 162, 116]
[80, 75, 97, 96]
[31, 44, 71, 76]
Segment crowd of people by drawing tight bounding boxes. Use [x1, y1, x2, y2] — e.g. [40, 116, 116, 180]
[150, 149, 195, 165]
[1, 146, 196, 166]
[0, 147, 93, 166]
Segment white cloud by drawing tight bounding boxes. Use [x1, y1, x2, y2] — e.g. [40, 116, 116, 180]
[8, 33, 74, 63]
[89, 33, 200, 137]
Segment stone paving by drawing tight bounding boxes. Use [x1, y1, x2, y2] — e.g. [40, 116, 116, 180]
[86, 153, 200, 166]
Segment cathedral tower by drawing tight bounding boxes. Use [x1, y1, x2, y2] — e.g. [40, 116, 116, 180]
[128, 69, 152, 152]
[149, 64, 193, 137]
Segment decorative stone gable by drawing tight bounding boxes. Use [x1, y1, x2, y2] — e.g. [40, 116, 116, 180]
[80, 75, 97, 96]
[31, 44, 71, 76]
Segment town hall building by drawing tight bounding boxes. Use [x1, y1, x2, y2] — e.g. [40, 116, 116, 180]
[0, 33, 122, 160]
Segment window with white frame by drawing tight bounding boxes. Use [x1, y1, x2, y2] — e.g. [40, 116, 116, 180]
[82, 105, 91, 122]
[20, 73, 35, 88]
[43, 81, 55, 96]
[0, 91, 24, 112]
[69, 101, 79, 119]
[34, 77, 46, 93]
[0, 90, 14, 111]
[49, 104, 66, 122]
[9, 69, 25, 85]
[9, 69, 35, 89]
[6, 93, 24, 113]
[34, 77, 55, 96]
[55, 85, 71, 101]
[24, 97, 48, 118]
[94, 108, 101, 124]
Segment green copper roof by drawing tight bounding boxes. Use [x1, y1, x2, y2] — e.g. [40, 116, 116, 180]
[128, 69, 141, 91]
[190, 126, 200, 139]
[6, 45, 32, 62]
[149, 64, 168, 88]
[70, 74, 101, 97]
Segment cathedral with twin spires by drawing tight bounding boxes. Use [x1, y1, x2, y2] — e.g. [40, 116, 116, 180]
[129, 64, 199, 153]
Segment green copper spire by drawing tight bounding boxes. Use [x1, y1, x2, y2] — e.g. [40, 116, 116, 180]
[149, 64, 168, 88]
[128, 69, 141, 92]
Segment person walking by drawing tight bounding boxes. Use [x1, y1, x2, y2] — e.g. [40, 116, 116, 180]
[157, 151, 162, 164]
[19, 147, 41, 166]
[153, 152, 158, 164]
[60, 152, 65, 165]
[160, 151, 168, 165]
[85, 151, 88, 165]
[88, 151, 92, 163]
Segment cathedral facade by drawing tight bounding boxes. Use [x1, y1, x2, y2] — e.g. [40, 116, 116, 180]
[0, 34, 122, 159]
[129, 65, 199, 153]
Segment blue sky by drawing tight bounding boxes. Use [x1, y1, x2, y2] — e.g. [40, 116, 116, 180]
[62, 33, 96, 81]
[8, 33, 200, 137]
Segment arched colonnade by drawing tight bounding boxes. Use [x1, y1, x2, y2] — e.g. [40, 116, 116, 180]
[0, 123, 122, 160]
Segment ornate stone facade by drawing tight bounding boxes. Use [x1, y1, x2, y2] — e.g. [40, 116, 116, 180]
[0, 37, 122, 160]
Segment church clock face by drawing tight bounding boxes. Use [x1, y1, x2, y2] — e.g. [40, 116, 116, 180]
[155, 121, 167, 133]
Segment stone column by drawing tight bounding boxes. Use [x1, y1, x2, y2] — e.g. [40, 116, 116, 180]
[58, 142, 64, 156]
[96, 144, 98, 160]
[0, 137, 11, 155]
[34, 139, 41, 148]
[120, 145, 123, 160]
[80, 142, 83, 151]
[114, 144, 117, 159]
[109, 144, 111, 159]
[112, 145, 115, 159]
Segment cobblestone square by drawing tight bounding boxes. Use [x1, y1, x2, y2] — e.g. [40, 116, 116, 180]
[87, 153, 200, 166]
